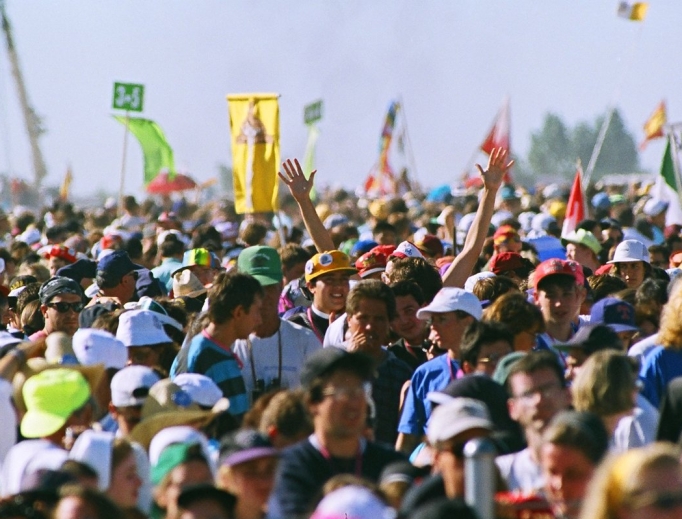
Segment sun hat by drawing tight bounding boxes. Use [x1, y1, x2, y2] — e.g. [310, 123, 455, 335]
[21, 369, 91, 438]
[426, 397, 493, 445]
[116, 310, 172, 348]
[172, 269, 208, 299]
[173, 373, 227, 409]
[218, 429, 278, 467]
[588, 298, 638, 333]
[355, 250, 388, 278]
[110, 365, 161, 407]
[304, 250, 357, 283]
[72, 329, 127, 370]
[533, 258, 581, 291]
[38, 276, 84, 305]
[310, 485, 396, 519]
[68, 430, 114, 491]
[237, 246, 283, 286]
[607, 240, 650, 264]
[561, 229, 602, 255]
[416, 287, 482, 321]
[548, 200, 567, 219]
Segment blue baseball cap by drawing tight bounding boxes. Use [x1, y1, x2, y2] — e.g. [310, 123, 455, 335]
[96, 251, 136, 284]
[589, 297, 638, 333]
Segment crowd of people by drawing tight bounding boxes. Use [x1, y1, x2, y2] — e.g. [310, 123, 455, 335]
[0, 150, 682, 519]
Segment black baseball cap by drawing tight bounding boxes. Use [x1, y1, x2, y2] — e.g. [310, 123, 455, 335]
[299, 348, 375, 389]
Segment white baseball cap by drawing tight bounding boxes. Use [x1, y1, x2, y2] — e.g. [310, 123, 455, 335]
[73, 328, 127, 370]
[69, 430, 114, 491]
[148, 425, 215, 476]
[116, 309, 172, 347]
[416, 287, 483, 321]
[173, 373, 225, 408]
[391, 241, 424, 260]
[110, 365, 161, 407]
[427, 397, 493, 445]
[643, 198, 669, 217]
[464, 272, 496, 293]
[607, 239, 650, 264]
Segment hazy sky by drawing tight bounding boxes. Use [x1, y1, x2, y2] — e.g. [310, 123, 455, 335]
[0, 1, 680, 198]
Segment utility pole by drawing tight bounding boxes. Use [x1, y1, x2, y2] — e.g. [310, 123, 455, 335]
[0, 0, 47, 200]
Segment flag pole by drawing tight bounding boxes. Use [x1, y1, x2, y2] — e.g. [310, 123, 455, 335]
[397, 95, 420, 185]
[665, 126, 682, 207]
[118, 110, 130, 218]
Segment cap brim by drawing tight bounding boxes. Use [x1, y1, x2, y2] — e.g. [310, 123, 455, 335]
[222, 447, 279, 467]
[359, 267, 385, 278]
[607, 324, 639, 333]
[428, 419, 493, 444]
[306, 267, 357, 282]
[129, 410, 218, 450]
[20, 409, 69, 438]
[251, 274, 283, 287]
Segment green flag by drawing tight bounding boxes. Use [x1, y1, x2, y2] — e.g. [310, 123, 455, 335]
[652, 136, 682, 225]
[114, 116, 175, 184]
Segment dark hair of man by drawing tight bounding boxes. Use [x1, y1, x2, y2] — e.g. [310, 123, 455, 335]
[372, 221, 397, 235]
[588, 274, 627, 303]
[58, 485, 123, 519]
[124, 238, 143, 260]
[278, 243, 311, 271]
[346, 279, 397, 321]
[576, 219, 600, 235]
[505, 350, 566, 396]
[460, 320, 514, 368]
[160, 235, 185, 257]
[239, 222, 268, 247]
[650, 266, 671, 283]
[612, 262, 652, 284]
[207, 271, 264, 325]
[390, 280, 425, 307]
[636, 278, 669, 308]
[387, 257, 442, 303]
[473, 275, 518, 304]
[484, 292, 545, 336]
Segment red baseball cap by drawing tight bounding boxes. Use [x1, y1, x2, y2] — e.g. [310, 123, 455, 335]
[490, 252, 528, 275]
[533, 258, 581, 291]
[355, 251, 388, 278]
[414, 234, 443, 258]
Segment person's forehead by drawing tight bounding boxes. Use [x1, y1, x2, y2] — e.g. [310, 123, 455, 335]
[395, 294, 418, 306]
[353, 298, 388, 313]
[50, 293, 82, 303]
[316, 272, 350, 282]
[510, 367, 560, 389]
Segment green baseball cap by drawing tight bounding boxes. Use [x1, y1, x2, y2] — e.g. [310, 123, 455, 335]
[237, 246, 283, 286]
[152, 442, 199, 484]
[21, 368, 91, 438]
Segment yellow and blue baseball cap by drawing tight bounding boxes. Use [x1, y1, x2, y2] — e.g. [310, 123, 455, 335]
[304, 250, 357, 283]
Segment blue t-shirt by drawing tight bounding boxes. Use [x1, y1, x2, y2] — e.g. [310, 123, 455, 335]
[171, 331, 249, 416]
[640, 345, 682, 409]
[398, 354, 460, 436]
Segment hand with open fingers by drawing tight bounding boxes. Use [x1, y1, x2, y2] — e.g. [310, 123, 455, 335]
[346, 329, 373, 354]
[278, 158, 316, 203]
[475, 147, 514, 191]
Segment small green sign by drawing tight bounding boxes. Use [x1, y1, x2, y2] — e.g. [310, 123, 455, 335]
[112, 82, 145, 112]
[304, 100, 323, 125]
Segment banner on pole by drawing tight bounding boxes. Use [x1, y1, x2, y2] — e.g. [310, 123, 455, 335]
[113, 116, 175, 184]
[112, 82, 145, 112]
[227, 93, 280, 214]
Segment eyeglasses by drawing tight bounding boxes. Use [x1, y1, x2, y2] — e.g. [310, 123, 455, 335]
[514, 381, 563, 402]
[47, 301, 84, 313]
[478, 352, 509, 365]
[627, 490, 682, 511]
[322, 383, 371, 402]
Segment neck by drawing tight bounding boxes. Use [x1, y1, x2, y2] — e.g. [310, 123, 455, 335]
[545, 321, 573, 342]
[603, 411, 631, 437]
[205, 322, 238, 349]
[234, 500, 264, 519]
[254, 315, 280, 338]
[315, 430, 361, 458]
[311, 305, 331, 318]
[447, 348, 459, 362]
[525, 428, 544, 462]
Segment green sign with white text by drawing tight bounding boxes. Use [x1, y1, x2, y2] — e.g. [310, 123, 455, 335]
[112, 82, 145, 112]
[304, 100, 323, 125]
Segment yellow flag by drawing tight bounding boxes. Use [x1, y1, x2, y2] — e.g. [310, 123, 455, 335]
[617, 2, 648, 21]
[226, 94, 280, 214]
[640, 101, 666, 150]
[60, 166, 73, 201]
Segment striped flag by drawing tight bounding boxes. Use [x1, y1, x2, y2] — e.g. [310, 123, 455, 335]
[640, 101, 666, 150]
[652, 136, 682, 225]
[617, 2, 649, 21]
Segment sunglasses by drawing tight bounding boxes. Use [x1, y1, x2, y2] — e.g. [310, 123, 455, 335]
[47, 301, 84, 313]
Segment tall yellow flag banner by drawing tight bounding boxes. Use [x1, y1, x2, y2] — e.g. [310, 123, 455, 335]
[227, 94, 280, 214]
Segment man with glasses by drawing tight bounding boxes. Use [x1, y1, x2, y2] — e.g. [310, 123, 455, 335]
[94, 250, 140, 306]
[31, 276, 85, 341]
[268, 348, 405, 519]
[396, 287, 482, 455]
[496, 350, 571, 492]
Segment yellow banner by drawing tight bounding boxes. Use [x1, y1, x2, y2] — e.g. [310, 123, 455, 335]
[227, 93, 280, 214]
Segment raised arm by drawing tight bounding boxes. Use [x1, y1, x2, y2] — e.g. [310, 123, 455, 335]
[279, 158, 335, 253]
[442, 148, 514, 288]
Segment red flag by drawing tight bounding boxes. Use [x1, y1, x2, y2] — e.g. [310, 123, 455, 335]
[480, 97, 512, 183]
[561, 165, 586, 237]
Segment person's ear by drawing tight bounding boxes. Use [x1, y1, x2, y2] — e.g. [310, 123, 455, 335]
[40, 304, 48, 318]
[232, 305, 245, 320]
[508, 397, 520, 422]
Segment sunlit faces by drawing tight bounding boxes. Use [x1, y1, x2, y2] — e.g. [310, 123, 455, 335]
[221, 457, 279, 513]
[508, 368, 570, 434]
[391, 295, 427, 345]
[310, 370, 368, 439]
[475, 340, 513, 377]
[235, 296, 263, 339]
[429, 311, 473, 352]
[156, 460, 214, 519]
[541, 444, 595, 519]
[346, 298, 390, 351]
[42, 293, 83, 336]
[308, 272, 350, 314]
[535, 282, 582, 327]
[565, 243, 596, 269]
[107, 452, 142, 508]
[616, 261, 646, 289]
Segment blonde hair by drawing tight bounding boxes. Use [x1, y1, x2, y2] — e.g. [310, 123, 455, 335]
[579, 443, 682, 519]
[572, 351, 637, 417]
[658, 279, 682, 348]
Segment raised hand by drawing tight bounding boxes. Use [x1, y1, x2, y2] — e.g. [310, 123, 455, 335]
[475, 147, 514, 191]
[278, 158, 316, 203]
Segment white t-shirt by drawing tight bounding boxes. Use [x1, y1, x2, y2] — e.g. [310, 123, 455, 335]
[496, 447, 544, 493]
[233, 319, 321, 399]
